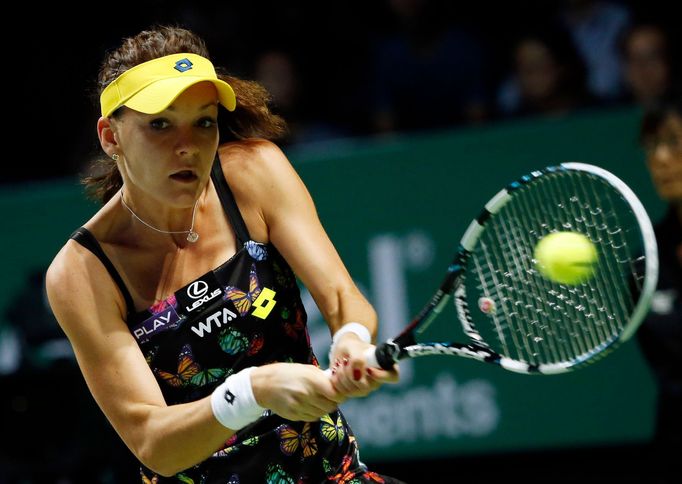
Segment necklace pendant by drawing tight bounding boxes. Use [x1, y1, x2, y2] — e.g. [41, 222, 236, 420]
[186, 231, 199, 243]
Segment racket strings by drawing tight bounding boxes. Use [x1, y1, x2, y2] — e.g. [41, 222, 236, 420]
[480, 192, 575, 363]
[540, 172, 632, 349]
[491, 215, 554, 363]
[565, 172, 637, 331]
[519, 180, 583, 362]
[549, 174, 624, 349]
[576, 171, 643, 293]
[531, 180, 599, 358]
[475, 229, 567, 364]
[468, 170, 641, 366]
[511, 187, 581, 361]
[472, 240, 520, 359]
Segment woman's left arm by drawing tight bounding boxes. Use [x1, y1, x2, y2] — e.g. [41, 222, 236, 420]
[221, 140, 398, 397]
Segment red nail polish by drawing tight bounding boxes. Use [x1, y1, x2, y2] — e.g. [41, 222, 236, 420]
[366, 368, 374, 376]
[343, 358, 349, 366]
[353, 369, 361, 381]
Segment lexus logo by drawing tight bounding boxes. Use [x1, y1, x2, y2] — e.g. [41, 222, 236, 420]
[187, 281, 208, 299]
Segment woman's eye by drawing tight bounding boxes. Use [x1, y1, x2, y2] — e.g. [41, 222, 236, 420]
[197, 117, 217, 128]
[150, 118, 170, 130]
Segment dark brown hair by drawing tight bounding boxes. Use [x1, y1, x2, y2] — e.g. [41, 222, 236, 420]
[640, 94, 682, 142]
[83, 25, 288, 204]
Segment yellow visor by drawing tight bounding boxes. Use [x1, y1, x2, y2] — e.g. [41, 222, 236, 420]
[100, 53, 236, 117]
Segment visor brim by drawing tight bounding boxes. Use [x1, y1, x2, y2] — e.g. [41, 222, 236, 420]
[124, 76, 236, 114]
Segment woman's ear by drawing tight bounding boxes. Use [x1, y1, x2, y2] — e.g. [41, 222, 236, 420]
[97, 116, 119, 158]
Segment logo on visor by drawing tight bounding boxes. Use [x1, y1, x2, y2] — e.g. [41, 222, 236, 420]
[174, 58, 194, 72]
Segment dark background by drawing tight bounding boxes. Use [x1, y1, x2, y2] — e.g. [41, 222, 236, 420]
[11, 0, 680, 183]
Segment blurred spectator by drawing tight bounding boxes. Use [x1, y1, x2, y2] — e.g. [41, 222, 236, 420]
[253, 50, 347, 145]
[621, 23, 678, 110]
[636, 95, 682, 484]
[557, 0, 632, 102]
[255, 51, 300, 121]
[497, 27, 592, 118]
[254, 50, 302, 145]
[369, 0, 489, 134]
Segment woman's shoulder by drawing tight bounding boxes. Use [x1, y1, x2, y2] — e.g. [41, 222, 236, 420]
[46, 200, 126, 314]
[46, 236, 125, 323]
[217, 138, 297, 198]
[47, 239, 84, 286]
[216, 139, 304, 242]
[218, 138, 289, 172]
[46, 232, 112, 293]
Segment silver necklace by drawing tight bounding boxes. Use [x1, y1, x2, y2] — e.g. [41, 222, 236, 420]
[120, 189, 200, 243]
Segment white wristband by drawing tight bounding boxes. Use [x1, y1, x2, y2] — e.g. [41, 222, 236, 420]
[210, 367, 265, 430]
[329, 322, 371, 361]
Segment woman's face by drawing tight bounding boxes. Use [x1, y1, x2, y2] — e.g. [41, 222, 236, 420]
[624, 28, 670, 103]
[111, 82, 220, 208]
[516, 39, 561, 103]
[645, 113, 682, 203]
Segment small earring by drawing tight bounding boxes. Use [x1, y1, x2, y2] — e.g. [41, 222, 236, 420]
[112, 153, 120, 161]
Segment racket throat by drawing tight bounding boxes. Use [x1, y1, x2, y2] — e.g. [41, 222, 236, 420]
[374, 334, 415, 369]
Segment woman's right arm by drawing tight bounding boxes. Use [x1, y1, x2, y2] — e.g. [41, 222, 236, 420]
[45, 242, 340, 476]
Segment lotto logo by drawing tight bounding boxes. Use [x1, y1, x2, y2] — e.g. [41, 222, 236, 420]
[251, 288, 277, 319]
[174, 58, 193, 72]
[224, 389, 236, 405]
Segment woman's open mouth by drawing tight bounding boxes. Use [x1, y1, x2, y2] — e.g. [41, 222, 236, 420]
[170, 170, 198, 183]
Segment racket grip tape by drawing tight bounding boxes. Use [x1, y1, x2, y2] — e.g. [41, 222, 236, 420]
[365, 342, 399, 370]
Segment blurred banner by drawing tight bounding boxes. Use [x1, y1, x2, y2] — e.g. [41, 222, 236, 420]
[1, 106, 662, 466]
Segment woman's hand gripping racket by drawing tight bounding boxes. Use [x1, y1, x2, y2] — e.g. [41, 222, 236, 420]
[366, 162, 658, 375]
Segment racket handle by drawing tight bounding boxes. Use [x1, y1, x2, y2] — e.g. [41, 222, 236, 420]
[323, 343, 396, 378]
[364, 346, 380, 368]
[367, 342, 399, 370]
[323, 350, 376, 378]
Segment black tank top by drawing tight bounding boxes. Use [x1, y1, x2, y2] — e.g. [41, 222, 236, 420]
[70, 158, 386, 484]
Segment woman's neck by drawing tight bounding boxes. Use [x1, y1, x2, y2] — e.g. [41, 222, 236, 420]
[118, 185, 208, 248]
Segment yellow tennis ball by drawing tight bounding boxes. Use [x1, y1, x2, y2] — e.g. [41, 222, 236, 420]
[533, 232, 598, 285]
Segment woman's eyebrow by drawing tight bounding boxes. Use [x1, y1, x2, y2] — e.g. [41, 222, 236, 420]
[164, 101, 219, 112]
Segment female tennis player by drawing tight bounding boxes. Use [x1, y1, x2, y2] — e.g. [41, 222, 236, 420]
[45, 26, 400, 483]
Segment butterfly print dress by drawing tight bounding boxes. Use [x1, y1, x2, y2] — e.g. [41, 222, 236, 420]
[70, 158, 392, 484]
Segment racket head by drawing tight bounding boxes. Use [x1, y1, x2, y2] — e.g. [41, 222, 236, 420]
[448, 162, 658, 374]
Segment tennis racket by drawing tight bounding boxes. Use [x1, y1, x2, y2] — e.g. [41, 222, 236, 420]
[366, 162, 658, 375]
